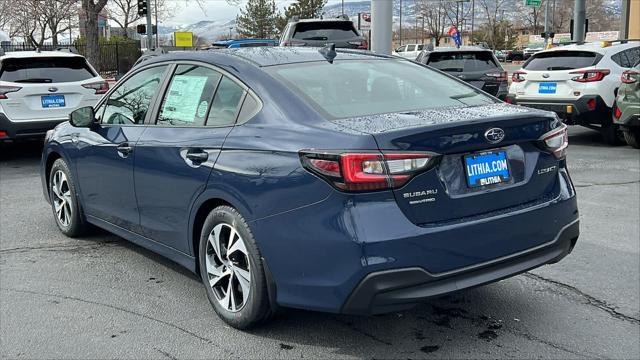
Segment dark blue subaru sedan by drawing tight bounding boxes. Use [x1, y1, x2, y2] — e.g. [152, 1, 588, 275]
[41, 47, 579, 329]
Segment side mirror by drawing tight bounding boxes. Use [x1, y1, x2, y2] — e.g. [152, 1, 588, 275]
[69, 106, 96, 128]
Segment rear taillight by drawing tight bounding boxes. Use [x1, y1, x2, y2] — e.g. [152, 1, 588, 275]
[486, 71, 508, 82]
[512, 71, 526, 82]
[0, 85, 22, 99]
[282, 40, 306, 47]
[570, 69, 610, 82]
[348, 40, 368, 49]
[82, 81, 109, 94]
[621, 70, 638, 84]
[300, 151, 437, 192]
[540, 124, 569, 159]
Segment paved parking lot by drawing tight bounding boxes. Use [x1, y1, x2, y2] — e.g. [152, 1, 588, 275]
[1, 127, 638, 359]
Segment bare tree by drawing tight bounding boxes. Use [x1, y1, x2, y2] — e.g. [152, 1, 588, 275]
[417, 0, 448, 46]
[478, 0, 510, 50]
[108, 0, 172, 38]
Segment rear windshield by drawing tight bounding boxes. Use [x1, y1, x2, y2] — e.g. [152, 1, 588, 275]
[266, 59, 495, 119]
[523, 51, 599, 71]
[0, 56, 96, 83]
[293, 21, 359, 41]
[426, 51, 499, 72]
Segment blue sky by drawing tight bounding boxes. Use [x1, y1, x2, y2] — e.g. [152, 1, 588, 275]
[166, 0, 364, 26]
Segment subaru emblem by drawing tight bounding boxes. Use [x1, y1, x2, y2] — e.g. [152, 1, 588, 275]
[542, 73, 550, 78]
[484, 128, 505, 144]
[48, 87, 58, 93]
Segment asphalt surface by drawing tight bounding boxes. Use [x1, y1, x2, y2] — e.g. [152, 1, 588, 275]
[1, 127, 639, 359]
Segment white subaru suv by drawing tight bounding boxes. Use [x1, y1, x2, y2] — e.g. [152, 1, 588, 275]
[0, 49, 107, 141]
[507, 41, 640, 145]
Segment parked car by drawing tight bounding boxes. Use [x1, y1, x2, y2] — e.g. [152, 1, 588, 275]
[208, 39, 278, 49]
[507, 40, 640, 144]
[393, 44, 424, 59]
[0, 48, 107, 141]
[506, 49, 524, 62]
[279, 16, 367, 49]
[613, 61, 640, 148]
[41, 47, 578, 329]
[494, 50, 507, 62]
[416, 46, 508, 100]
[523, 46, 543, 59]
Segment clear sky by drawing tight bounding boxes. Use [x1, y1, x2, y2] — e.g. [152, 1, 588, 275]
[165, 0, 363, 26]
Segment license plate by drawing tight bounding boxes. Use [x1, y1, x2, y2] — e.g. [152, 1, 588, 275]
[41, 95, 65, 108]
[464, 151, 511, 187]
[538, 82, 557, 94]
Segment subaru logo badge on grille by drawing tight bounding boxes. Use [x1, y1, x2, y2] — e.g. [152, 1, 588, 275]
[542, 73, 550, 78]
[484, 128, 505, 144]
[48, 87, 58, 93]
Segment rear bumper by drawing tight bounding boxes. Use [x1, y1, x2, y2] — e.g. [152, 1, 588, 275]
[507, 95, 609, 126]
[0, 113, 66, 140]
[613, 105, 640, 128]
[342, 219, 579, 315]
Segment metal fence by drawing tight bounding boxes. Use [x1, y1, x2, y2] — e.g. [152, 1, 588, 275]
[1, 42, 142, 79]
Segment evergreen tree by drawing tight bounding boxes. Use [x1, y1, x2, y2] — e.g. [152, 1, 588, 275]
[236, 0, 279, 39]
[276, 0, 328, 32]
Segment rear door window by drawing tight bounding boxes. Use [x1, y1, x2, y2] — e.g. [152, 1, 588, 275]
[293, 21, 358, 41]
[0, 56, 96, 83]
[426, 51, 498, 72]
[523, 51, 599, 71]
[207, 77, 245, 127]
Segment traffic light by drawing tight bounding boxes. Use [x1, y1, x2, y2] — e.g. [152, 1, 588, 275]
[137, 0, 147, 16]
[136, 24, 146, 34]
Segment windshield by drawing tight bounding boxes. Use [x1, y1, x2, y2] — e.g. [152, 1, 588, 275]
[524, 51, 599, 71]
[266, 59, 496, 119]
[427, 51, 499, 72]
[293, 21, 359, 41]
[0, 56, 96, 83]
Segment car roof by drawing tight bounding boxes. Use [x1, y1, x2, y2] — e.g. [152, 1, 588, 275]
[540, 41, 640, 56]
[0, 50, 85, 60]
[151, 47, 394, 67]
[291, 18, 353, 24]
[427, 46, 491, 53]
[213, 39, 277, 45]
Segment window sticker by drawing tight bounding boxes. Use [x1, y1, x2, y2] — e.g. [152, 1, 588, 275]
[161, 75, 207, 124]
[196, 100, 209, 118]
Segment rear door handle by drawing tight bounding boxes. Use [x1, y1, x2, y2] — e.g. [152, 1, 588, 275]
[116, 143, 133, 157]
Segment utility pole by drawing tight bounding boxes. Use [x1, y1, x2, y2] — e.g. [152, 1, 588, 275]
[146, 0, 153, 50]
[573, 0, 586, 43]
[543, 0, 549, 46]
[471, 0, 474, 44]
[155, 0, 159, 48]
[399, 0, 403, 46]
[341, 0, 344, 15]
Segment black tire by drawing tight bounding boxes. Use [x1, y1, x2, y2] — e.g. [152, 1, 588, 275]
[623, 128, 640, 149]
[48, 158, 90, 237]
[601, 123, 624, 146]
[198, 206, 273, 329]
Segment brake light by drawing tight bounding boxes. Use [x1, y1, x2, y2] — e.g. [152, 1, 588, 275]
[82, 81, 109, 94]
[486, 71, 508, 82]
[300, 151, 437, 192]
[614, 106, 622, 119]
[570, 69, 610, 82]
[512, 71, 526, 82]
[282, 40, 306, 47]
[540, 124, 569, 159]
[621, 70, 638, 84]
[0, 85, 22, 99]
[349, 40, 368, 49]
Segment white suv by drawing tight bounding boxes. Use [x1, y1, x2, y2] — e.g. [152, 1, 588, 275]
[393, 44, 424, 60]
[507, 41, 640, 144]
[0, 49, 107, 141]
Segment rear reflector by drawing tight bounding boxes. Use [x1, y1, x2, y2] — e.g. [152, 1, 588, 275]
[587, 98, 596, 111]
[300, 151, 437, 192]
[540, 124, 569, 159]
[614, 106, 622, 119]
[0, 131, 7, 138]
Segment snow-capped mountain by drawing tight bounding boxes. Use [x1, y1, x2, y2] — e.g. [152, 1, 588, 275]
[157, 19, 237, 41]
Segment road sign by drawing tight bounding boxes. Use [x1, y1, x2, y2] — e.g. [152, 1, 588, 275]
[174, 32, 193, 47]
[525, 0, 541, 6]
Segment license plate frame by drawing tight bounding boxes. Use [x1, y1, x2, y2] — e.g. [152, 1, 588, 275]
[538, 82, 557, 94]
[41, 95, 66, 108]
[464, 150, 511, 188]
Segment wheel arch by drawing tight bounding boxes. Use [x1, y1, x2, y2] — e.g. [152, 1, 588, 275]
[44, 150, 63, 197]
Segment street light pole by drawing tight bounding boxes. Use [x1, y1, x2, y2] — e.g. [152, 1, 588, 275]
[399, 0, 403, 46]
[341, 0, 344, 15]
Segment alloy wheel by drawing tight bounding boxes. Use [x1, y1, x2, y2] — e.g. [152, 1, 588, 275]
[205, 223, 252, 313]
[51, 170, 72, 227]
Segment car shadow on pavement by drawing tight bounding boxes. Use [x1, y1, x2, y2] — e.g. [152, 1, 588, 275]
[0, 140, 44, 162]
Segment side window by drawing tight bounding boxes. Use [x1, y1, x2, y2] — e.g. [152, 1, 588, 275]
[207, 76, 245, 127]
[625, 47, 640, 67]
[407, 45, 416, 52]
[237, 93, 261, 124]
[157, 65, 222, 126]
[417, 45, 424, 51]
[102, 65, 167, 125]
